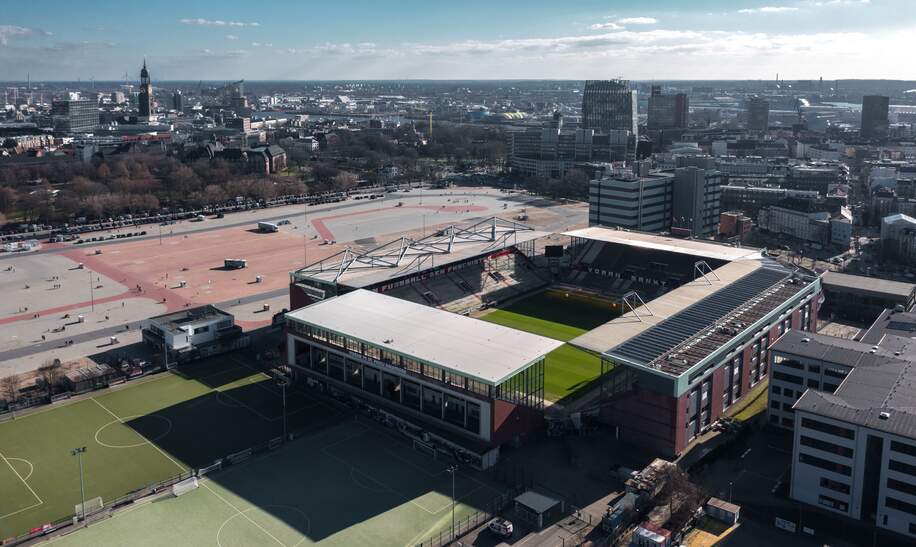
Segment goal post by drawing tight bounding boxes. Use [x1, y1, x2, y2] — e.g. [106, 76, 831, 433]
[171, 476, 199, 497]
[75, 496, 104, 517]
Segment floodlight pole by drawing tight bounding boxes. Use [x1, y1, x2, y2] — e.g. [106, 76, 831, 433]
[447, 464, 457, 538]
[71, 446, 87, 522]
[278, 376, 289, 440]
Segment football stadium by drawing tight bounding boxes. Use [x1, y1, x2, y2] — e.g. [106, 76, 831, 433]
[287, 219, 823, 460]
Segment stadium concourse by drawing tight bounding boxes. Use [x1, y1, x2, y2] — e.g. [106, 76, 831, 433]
[286, 224, 823, 459]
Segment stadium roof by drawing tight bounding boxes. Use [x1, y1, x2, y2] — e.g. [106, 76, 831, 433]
[292, 217, 549, 289]
[572, 259, 813, 378]
[571, 260, 763, 355]
[285, 289, 563, 385]
[563, 227, 763, 262]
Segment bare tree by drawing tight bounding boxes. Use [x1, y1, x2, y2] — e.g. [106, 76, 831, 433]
[37, 359, 63, 397]
[1, 375, 19, 405]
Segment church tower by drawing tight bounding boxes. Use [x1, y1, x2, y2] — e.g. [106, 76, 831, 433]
[138, 59, 153, 121]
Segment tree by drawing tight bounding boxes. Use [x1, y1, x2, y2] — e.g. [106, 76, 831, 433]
[1, 375, 19, 405]
[37, 359, 63, 397]
[0, 186, 17, 214]
[333, 171, 359, 191]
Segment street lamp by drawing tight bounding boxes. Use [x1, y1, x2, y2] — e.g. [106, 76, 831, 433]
[88, 270, 95, 312]
[447, 465, 458, 538]
[71, 446, 87, 522]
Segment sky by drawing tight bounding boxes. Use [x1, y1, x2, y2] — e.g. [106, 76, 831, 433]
[0, 0, 913, 81]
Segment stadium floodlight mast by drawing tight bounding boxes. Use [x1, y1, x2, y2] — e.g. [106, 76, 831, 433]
[447, 464, 457, 538]
[277, 374, 291, 440]
[71, 446, 87, 522]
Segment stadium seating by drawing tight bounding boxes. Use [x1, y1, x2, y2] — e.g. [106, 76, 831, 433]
[384, 251, 549, 314]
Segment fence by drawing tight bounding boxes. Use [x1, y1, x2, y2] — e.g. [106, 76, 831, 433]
[415, 488, 522, 547]
[2, 470, 195, 547]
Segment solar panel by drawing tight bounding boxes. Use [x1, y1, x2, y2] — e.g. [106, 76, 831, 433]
[609, 265, 791, 368]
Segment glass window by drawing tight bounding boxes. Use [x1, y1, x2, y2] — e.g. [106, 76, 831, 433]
[466, 402, 481, 433]
[443, 394, 466, 427]
[403, 358, 421, 375]
[402, 380, 421, 410]
[328, 353, 344, 381]
[382, 372, 400, 403]
[801, 418, 855, 440]
[345, 359, 362, 388]
[892, 441, 916, 458]
[422, 387, 442, 418]
[799, 452, 851, 476]
[363, 366, 381, 394]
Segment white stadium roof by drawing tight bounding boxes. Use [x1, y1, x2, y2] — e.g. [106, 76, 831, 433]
[286, 289, 564, 385]
[563, 227, 763, 262]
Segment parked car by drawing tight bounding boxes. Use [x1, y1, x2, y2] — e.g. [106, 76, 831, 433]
[488, 518, 513, 539]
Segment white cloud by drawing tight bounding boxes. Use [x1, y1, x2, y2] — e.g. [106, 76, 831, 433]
[178, 18, 260, 27]
[590, 16, 657, 30]
[225, 34, 239, 40]
[0, 25, 51, 45]
[738, 6, 800, 13]
[251, 42, 273, 47]
[617, 17, 658, 25]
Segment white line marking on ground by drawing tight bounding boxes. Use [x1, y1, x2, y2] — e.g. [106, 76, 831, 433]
[202, 481, 287, 547]
[6, 458, 34, 482]
[0, 450, 43, 520]
[89, 397, 187, 473]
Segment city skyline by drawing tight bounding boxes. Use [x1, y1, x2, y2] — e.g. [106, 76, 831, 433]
[0, 0, 913, 81]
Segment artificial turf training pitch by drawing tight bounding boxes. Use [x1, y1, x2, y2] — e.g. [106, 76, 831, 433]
[0, 357, 504, 546]
[479, 289, 619, 402]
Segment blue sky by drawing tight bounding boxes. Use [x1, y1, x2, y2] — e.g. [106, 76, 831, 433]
[0, 0, 912, 80]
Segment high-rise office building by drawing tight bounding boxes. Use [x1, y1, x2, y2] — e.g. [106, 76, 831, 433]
[647, 86, 689, 130]
[672, 167, 722, 237]
[861, 95, 890, 140]
[51, 99, 99, 133]
[747, 97, 770, 131]
[172, 89, 184, 112]
[581, 80, 638, 137]
[588, 172, 674, 231]
[138, 60, 153, 120]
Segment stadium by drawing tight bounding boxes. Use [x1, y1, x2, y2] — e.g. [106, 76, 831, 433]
[286, 218, 824, 460]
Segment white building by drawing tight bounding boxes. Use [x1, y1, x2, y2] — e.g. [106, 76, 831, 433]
[782, 310, 916, 540]
[142, 305, 248, 361]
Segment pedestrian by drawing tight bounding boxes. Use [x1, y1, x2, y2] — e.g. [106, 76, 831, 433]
[41, 335, 45, 341]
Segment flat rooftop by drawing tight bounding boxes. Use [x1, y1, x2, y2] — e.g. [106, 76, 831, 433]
[770, 329, 907, 369]
[285, 289, 564, 386]
[148, 305, 232, 334]
[293, 217, 549, 289]
[821, 271, 916, 301]
[563, 227, 763, 262]
[860, 309, 916, 346]
[795, 356, 916, 439]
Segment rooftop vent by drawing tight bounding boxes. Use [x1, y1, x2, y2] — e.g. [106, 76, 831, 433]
[879, 411, 891, 420]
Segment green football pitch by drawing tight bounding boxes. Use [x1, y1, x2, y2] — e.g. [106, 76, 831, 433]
[0, 357, 504, 546]
[479, 289, 618, 402]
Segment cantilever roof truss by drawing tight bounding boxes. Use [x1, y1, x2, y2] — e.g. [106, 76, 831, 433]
[292, 217, 536, 285]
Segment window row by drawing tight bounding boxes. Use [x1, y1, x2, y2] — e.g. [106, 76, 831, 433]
[303, 346, 482, 434]
[799, 452, 851, 476]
